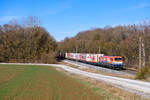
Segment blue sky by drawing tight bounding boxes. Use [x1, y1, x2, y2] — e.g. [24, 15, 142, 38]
[0, 0, 150, 41]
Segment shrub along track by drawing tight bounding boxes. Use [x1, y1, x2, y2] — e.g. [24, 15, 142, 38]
[0, 64, 104, 100]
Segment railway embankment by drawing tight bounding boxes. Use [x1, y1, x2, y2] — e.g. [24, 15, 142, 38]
[62, 59, 136, 77]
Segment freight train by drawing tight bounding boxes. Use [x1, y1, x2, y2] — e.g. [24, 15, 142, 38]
[59, 53, 123, 70]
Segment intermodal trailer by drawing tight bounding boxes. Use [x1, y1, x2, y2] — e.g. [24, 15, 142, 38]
[65, 53, 123, 69]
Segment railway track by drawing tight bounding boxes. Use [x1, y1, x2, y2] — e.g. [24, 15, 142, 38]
[62, 59, 137, 76]
[122, 68, 137, 74]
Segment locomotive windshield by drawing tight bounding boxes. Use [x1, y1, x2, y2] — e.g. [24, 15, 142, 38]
[115, 58, 122, 61]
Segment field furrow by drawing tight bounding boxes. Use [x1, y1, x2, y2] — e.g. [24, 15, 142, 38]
[0, 64, 105, 100]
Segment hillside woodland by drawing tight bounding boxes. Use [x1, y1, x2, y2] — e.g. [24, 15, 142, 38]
[0, 17, 57, 63]
[58, 21, 150, 69]
[1, 17, 150, 70]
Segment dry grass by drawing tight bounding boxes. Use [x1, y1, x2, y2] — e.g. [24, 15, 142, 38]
[135, 66, 150, 82]
[58, 61, 80, 68]
[60, 61, 134, 79]
[56, 65, 149, 100]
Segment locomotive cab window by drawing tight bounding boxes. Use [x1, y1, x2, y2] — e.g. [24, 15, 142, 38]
[115, 58, 122, 61]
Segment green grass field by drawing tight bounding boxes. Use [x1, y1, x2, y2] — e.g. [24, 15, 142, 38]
[0, 64, 106, 100]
